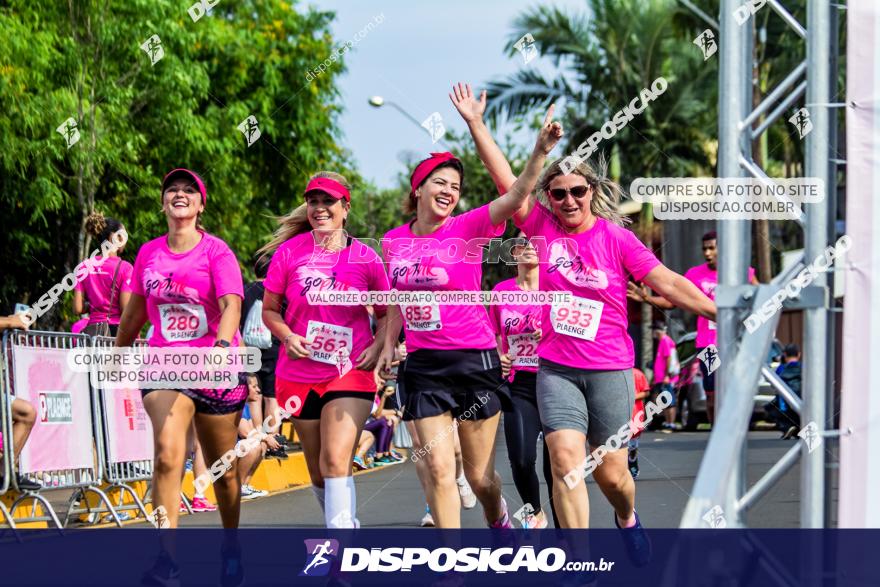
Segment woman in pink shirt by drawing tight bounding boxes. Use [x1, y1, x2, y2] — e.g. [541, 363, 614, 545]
[73, 212, 132, 336]
[257, 172, 390, 529]
[488, 235, 556, 529]
[377, 96, 563, 529]
[452, 82, 714, 556]
[116, 169, 247, 550]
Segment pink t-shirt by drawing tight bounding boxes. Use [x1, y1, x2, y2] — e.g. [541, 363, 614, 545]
[653, 333, 679, 385]
[488, 278, 542, 378]
[382, 204, 505, 352]
[74, 256, 133, 325]
[264, 232, 390, 383]
[515, 203, 661, 370]
[129, 232, 244, 348]
[684, 263, 755, 348]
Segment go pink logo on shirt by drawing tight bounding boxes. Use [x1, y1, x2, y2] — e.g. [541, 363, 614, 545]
[142, 268, 199, 301]
[296, 267, 355, 296]
[546, 242, 609, 290]
[388, 258, 449, 288]
[501, 309, 540, 336]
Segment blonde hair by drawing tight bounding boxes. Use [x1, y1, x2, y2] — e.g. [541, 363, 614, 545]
[257, 171, 351, 257]
[539, 155, 629, 226]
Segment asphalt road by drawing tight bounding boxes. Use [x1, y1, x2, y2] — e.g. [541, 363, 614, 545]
[172, 427, 802, 529]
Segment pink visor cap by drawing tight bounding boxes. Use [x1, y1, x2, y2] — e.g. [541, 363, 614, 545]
[162, 168, 207, 204]
[304, 177, 351, 202]
[410, 152, 461, 195]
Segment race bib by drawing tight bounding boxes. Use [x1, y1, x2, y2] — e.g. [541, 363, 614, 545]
[508, 333, 539, 368]
[708, 319, 716, 330]
[305, 321, 353, 367]
[550, 295, 603, 341]
[159, 304, 208, 341]
[402, 304, 442, 331]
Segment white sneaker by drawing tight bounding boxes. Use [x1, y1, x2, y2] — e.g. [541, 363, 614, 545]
[457, 476, 477, 509]
[241, 484, 268, 500]
[420, 506, 435, 527]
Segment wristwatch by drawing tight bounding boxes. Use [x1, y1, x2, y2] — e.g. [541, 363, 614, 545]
[213, 340, 231, 348]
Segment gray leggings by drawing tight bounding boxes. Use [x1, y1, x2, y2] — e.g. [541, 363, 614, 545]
[536, 359, 635, 446]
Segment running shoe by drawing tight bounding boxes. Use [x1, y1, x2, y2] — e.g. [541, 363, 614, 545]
[389, 450, 405, 462]
[184, 458, 193, 473]
[629, 456, 640, 479]
[373, 454, 396, 466]
[352, 455, 368, 471]
[487, 498, 513, 529]
[179, 500, 188, 514]
[190, 496, 218, 512]
[220, 545, 244, 587]
[420, 505, 435, 527]
[12, 475, 41, 492]
[614, 510, 652, 567]
[241, 484, 268, 500]
[141, 551, 181, 587]
[457, 476, 477, 509]
[522, 510, 548, 529]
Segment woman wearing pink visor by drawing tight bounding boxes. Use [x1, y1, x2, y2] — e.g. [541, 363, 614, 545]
[377, 102, 563, 529]
[451, 82, 715, 561]
[116, 168, 247, 583]
[258, 172, 389, 528]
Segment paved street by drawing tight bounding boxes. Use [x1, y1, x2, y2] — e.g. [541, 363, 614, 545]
[171, 428, 801, 528]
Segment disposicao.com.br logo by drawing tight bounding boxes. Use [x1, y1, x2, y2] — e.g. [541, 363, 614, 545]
[312, 543, 613, 574]
[300, 539, 340, 577]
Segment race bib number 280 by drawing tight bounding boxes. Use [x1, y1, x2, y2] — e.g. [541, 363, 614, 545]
[159, 304, 208, 341]
[550, 296, 603, 341]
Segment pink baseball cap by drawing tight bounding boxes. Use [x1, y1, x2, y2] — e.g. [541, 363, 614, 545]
[162, 168, 207, 204]
[410, 152, 461, 195]
[304, 177, 351, 202]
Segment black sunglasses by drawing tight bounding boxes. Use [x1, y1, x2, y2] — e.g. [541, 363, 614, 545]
[547, 185, 591, 201]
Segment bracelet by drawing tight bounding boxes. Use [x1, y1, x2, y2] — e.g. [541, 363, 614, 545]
[284, 333, 296, 345]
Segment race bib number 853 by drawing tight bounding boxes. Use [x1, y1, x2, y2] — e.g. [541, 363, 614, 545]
[403, 304, 442, 331]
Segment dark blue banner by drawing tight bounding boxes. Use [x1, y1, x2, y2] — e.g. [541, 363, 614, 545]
[0, 529, 874, 586]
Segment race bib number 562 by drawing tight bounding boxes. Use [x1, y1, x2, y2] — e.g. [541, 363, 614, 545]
[306, 321, 353, 367]
[159, 304, 208, 341]
[550, 296, 603, 341]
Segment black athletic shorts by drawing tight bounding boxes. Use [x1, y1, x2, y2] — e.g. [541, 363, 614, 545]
[399, 348, 509, 421]
[698, 349, 715, 393]
[294, 389, 374, 421]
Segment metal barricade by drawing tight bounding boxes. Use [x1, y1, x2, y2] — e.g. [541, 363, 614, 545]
[88, 336, 155, 525]
[0, 360, 14, 528]
[0, 330, 119, 528]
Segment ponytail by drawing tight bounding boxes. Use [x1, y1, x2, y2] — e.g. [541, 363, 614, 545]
[85, 211, 126, 246]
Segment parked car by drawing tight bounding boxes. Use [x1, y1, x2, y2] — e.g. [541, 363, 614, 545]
[661, 332, 783, 431]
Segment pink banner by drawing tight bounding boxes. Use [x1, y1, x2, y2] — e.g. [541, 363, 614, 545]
[12, 347, 93, 473]
[103, 388, 153, 464]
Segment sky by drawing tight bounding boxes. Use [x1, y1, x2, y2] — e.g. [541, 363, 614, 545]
[305, 0, 589, 188]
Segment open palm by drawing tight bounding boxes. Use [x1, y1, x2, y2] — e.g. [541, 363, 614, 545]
[449, 82, 486, 123]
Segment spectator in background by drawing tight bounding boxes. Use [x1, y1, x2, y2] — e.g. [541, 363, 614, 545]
[240, 255, 288, 459]
[73, 212, 132, 337]
[767, 344, 802, 439]
[628, 368, 651, 479]
[0, 315, 40, 491]
[652, 321, 680, 432]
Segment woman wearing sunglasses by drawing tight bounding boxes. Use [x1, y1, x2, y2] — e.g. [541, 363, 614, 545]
[452, 83, 714, 557]
[377, 98, 563, 529]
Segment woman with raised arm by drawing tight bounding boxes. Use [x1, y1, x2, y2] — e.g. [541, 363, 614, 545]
[116, 168, 247, 585]
[376, 99, 563, 529]
[451, 82, 715, 560]
[257, 172, 390, 529]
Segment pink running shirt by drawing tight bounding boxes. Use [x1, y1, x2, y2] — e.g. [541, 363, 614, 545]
[652, 333, 680, 385]
[129, 232, 244, 348]
[264, 232, 390, 383]
[488, 278, 541, 378]
[684, 263, 755, 348]
[74, 256, 133, 325]
[382, 204, 505, 352]
[515, 203, 660, 370]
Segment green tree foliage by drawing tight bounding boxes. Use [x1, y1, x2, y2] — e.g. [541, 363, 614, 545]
[0, 0, 356, 327]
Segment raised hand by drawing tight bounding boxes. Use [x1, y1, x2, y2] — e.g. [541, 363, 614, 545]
[534, 103, 564, 155]
[449, 82, 487, 124]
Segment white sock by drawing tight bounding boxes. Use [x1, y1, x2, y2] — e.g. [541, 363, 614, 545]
[325, 476, 355, 528]
[194, 492, 205, 499]
[456, 473, 468, 486]
[347, 476, 360, 528]
[312, 485, 326, 513]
